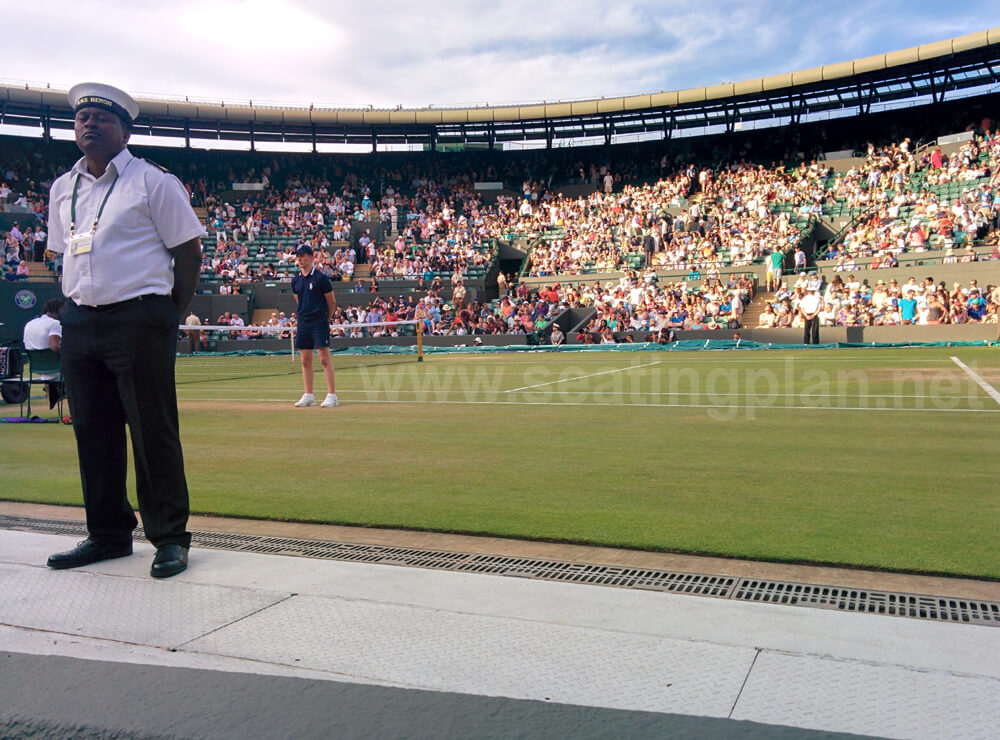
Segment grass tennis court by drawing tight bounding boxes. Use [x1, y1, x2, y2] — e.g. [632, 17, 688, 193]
[3, 346, 999, 578]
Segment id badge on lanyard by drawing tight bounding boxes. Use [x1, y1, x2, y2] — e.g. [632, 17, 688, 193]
[69, 172, 119, 257]
[69, 232, 93, 255]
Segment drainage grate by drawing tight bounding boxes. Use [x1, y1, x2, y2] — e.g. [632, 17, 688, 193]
[734, 579, 1000, 624]
[3, 514, 998, 627]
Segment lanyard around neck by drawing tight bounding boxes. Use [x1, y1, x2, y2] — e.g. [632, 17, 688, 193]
[70, 171, 120, 237]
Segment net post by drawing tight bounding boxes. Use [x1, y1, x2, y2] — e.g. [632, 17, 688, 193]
[417, 320, 424, 362]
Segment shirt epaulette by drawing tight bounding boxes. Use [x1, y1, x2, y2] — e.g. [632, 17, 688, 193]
[143, 158, 171, 174]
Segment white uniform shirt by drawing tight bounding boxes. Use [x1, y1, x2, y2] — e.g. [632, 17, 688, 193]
[23, 314, 62, 351]
[23, 313, 62, 380]
[47, 148, 204, 307]
[799, 293, 822, 316]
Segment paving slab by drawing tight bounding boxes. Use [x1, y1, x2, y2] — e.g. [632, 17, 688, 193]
[184, 592, 757, 715]
[0, 562, 289, 649]
[733, 650, 1000, 740]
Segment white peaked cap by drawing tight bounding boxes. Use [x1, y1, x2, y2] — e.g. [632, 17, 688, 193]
[68, 82, 139, 122]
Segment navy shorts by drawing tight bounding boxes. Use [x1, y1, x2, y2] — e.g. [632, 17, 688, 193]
[295, 320, 330, 350]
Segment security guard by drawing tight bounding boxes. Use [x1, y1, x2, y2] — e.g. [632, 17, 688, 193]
[45, 82, 204, 578]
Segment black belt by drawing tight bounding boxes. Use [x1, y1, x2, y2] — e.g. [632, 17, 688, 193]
[77, 294, 169, 312]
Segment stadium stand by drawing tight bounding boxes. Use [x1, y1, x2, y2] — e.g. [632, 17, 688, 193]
[823, 134, 1000, 266]
[3, 90, 1000, 345]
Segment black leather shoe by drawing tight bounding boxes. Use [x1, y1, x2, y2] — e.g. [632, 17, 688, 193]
[47, 538, 132, 570]
[151, 544, 188, 579]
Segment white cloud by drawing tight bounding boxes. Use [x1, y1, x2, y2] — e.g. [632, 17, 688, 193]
[3, 0, 995, 108]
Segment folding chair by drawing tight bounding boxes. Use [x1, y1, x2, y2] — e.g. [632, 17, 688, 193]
[26, 349, 65, 419]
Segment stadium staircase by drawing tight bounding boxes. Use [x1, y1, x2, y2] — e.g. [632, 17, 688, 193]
[25, 262, 55, 281]
[739, 290, 775, 328]
[250, 308, 276, 325]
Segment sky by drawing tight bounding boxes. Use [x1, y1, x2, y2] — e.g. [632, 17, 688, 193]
[4, 1, 998, 110]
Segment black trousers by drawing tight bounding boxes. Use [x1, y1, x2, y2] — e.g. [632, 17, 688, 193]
[803, 316, 819, 345]
[60, 295, 191, 548]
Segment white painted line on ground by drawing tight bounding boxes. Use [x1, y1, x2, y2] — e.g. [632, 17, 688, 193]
[184, 388, 980, 400]
[349, 355, 959, 365]
[504, 389, 975, 400]
[176, 396, 1000, 413]
[951, 356, 1000, 407]
[503, 360, 663, 393]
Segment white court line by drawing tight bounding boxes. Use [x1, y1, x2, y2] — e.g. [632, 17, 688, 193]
[381, 355, 960, 365]
[176, 395, 1000, 413]
[184, 388, 980, 400]
[951, 356, 1000, 407]
[503, 360, 663, 393]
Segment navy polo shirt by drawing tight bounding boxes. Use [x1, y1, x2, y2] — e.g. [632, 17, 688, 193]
[292, 268, 334, 322]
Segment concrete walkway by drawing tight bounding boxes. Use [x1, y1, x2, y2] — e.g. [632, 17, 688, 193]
[2, 528, 999, 739]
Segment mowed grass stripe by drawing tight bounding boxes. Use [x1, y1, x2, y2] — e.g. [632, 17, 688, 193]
[176, 348, 999, 411]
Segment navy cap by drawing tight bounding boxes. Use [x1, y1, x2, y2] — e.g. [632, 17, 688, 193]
[295, 245, 314, 256]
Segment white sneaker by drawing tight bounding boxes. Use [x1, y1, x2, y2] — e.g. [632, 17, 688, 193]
[321, 393, 339, 408]
[294, 394, 316, 407]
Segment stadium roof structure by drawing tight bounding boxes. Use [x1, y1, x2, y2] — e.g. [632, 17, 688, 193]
[3, 27, 1000, 151]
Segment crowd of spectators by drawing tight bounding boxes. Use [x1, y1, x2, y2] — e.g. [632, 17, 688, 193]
[3, 221, 49, 281]
[197, 163, 532, 289]
[1, 142, 53, 283]
[666, 160, 825, 267]
[823, 133, 1000, 266]
[191, 268, 572, 341]
[759, 273, 999, 328]
[366, 184, 511, 280]
[524, 173, 692, 275]
[199, 169, 374, 286]
[0, 142, 57, 224]
[4, 107, 1000, 344]
[524, 157, 836, 278]
[521, 133, 1000, 282]
[822, 139, 920, 209]
[542, 271, 755, 340]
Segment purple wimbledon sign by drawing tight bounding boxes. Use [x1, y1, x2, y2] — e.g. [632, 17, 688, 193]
[14, 290, 37, 310]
